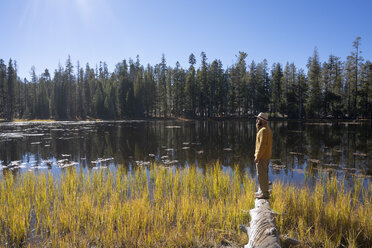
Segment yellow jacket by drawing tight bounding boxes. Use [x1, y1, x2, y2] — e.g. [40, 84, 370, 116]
[254, 126, 273, 160]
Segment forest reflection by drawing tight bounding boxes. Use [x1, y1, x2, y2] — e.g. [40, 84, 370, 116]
[0, 120, 370, 186]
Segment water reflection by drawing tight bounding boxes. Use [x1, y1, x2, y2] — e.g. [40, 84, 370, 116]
[0, 120, 370, 186]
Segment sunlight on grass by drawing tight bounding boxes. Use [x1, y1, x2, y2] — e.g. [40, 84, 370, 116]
[0, 163, 370, 247]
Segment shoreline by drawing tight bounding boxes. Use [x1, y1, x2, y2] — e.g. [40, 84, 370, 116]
[1, 117, 371, 123]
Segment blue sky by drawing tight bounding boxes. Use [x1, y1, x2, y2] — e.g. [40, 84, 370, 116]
[1, 0, 371, 80]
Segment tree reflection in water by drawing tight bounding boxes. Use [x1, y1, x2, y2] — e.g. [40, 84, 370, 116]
[0, 120, 370, 188]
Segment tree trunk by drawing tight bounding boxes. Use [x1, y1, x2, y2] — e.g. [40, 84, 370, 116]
[240, 199, 281, 248]
[240, 198, 300, 248]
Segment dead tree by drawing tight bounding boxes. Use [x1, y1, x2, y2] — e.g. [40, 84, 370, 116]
[240, 199, 299, 248]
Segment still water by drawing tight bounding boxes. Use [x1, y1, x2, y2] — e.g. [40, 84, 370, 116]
[0, 120, 370, 187]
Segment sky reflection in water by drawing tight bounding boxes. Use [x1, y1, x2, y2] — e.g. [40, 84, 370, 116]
[0, 120, 370, 188]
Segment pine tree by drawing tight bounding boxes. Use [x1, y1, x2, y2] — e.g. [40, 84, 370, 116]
[247, 60, 255, 116]
[133, 68, 144, 117]
[184, 54, 197, 117]
[166, 66, 173, 116]
[103, 76, 117, 119]
[76, 62, 84, 119]
[125, 86, 135, 117]
[358, 61, 372, 118]
[158, 54, 167, 117]
[306, 47, 322, 118]
[6, 59, 16, 121]
[93, 80, 105, 118]
[143, 64, 156, 117]
[353, 37, 362, 118]
[231, 52, 248, 116]
[0, 59, 6, 118]
[197, 52, 209, 117]
[297, 69, 307, 120]
[53, 65, 65, 119]
[13, 61, 21, 119]
[227, 67, 236, 116]
[283, 63, 298, 118]
[37, 70, 50, 118]
[65, 56, 75, 119]
[270, 63, 283, 117]
[321, 61, 330, 116]
[173, 61, 186, 116]
[255, 60, 270, 114]
[115, 60, 129, 118]
[345, 38, 365, 119]
[208, 60, 224, 117]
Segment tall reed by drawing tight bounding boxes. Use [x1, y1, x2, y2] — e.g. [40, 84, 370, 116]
[0, 163, 370, 247]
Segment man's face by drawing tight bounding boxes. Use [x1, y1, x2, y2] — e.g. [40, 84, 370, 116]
[256, 118, 266, 127]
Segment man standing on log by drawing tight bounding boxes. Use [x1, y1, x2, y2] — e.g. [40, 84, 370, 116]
[254, 112, 273, 199]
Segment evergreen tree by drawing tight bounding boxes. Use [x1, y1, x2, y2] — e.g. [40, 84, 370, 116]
[345, 37, 364, 119]
[284, 63, 298, 118]
[232, 52, 248, 116]
[76, 62, 84, 119]
[353, 37, 362, 118]
[173, 62, 186, 116]
[37, 70, 50, 118]
[93, 80, 105, 118]
[326, 55, 343, 118]
[30, 66, 38, 118]
[103, 76, 118, 119]
[270, 63, 283, 117]
[65, 56, 75, 119]
[22, 78, 32, 119]
[143, 64, 156, 117]
[282, 63, 291, 117]
[306, 47, 322, 118]
[227, 67, 236, 116]
[116, 60, 130, 118]
[247, 60, 256, 115]
[133, 68, 144, 117]
[197, 52, 209, 117]
[255, 60, 270, 114]
[125, 86, 135, 117]
[0, 59, 6, 118]
[158, 54, 167, 117]
[6, 59, 16, 121]
[166, 66, 173, 116]
[321, 61, 330, 116]
[297, 69, 307, 120]
[184, 54, 197, 117]
[208, 60, 224, 117]
[53, 65, 66, 119]
[358, 61, 372, 118]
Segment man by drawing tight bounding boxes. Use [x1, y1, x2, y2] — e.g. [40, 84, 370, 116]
[254, 112, 273, 199]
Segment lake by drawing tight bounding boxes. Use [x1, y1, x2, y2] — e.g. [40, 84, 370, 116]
[0, 120, 370, 187]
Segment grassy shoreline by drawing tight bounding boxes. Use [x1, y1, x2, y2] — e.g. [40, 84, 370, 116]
[0, 164, 371, 247]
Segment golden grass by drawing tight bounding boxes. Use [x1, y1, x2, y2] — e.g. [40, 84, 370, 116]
[0, 163, 371, 247]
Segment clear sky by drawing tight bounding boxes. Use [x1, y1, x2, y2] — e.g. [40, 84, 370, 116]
[1, 0, 371, 80]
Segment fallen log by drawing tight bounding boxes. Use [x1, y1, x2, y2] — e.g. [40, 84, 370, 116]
[240, 198, 281, 248]
[240, 198, 300, 248]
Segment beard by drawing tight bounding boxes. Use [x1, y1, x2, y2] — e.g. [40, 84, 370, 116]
[256, 120, 263, 131]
